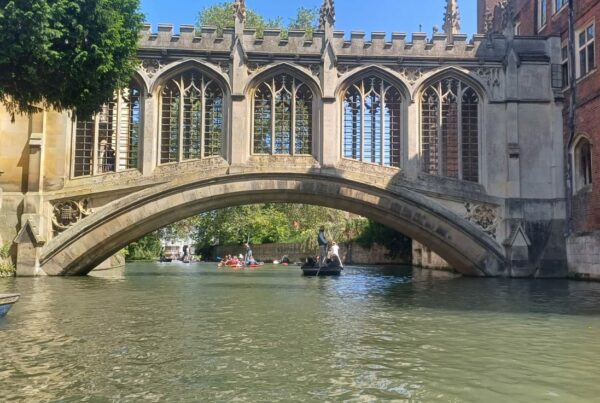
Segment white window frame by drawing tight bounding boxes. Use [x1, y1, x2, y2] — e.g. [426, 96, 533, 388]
[554, 0, 567, 14]
[561, 40, 569, 88]
[576, 21, 596, 79]
[537, 0, 547, 31]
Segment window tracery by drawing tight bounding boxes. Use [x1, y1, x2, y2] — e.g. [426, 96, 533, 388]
[342, 76, 402, 167]
[160, 71, 224, 164]
[252, 74, 313, 155]
[73, 85, 142, 177]
[421, 77, 479, 182]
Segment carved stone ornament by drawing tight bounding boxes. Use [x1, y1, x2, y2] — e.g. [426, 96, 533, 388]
[394, 67, 431, 86]
[336, 64, 360, 78]
[500, 0, 515, 32]
[308, 64, 321, 78]
[464, 203, 499, 239]
[247, 62, 268, 74]
[483, 7, 494, 34]
[141, 59, 162, 78]
[471, 67, 501, 88]
[52, 198, 93, 233]
[209, 60, 230, 75]
[319, 0, 335, 29]
[233, 0, 246, 23]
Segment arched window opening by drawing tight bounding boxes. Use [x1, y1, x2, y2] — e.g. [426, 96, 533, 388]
[421, 78, 479, 182]
[343, 76, 402, 167]
[73, 84, 142, 177]
[574, 138, 593, 192]
[252, 74, 313, 155]
[160, 71, 224, 164]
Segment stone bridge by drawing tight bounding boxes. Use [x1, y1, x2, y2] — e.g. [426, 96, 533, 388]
[0, 1, 567, 277]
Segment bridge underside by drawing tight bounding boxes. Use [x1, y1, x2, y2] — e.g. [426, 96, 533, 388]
[38, 173, 506, 277]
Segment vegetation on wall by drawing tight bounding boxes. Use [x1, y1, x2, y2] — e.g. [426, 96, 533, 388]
[0, 0, 144, 119]
[0, 242, 15, 277]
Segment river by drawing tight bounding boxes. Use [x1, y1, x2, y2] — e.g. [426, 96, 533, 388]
[1, 263, 600, 402]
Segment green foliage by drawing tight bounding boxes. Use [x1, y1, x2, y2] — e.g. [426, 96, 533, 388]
[0, 242, 10, 259]
[0, 0, 144, 119]
[126, 232, 162, 261]
[197, 2, 282, 37]
[0, 242, 15, 277]
[196, 3, 318, 38]
[193, 204, 349, 250]
[288, 7, 319, 39]
[354, 220, 412, 259]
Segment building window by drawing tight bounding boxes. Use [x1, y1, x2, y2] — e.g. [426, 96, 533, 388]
[421, 78, 479, 183]
[538, 0, 547, 29]
[576, 23, 595, 78]
[160, 71, 224, 164]
[561, 42, 569, 88]
[252, 74, 313, 155]
[574, 138, 593, 192]
[554, 0, 567, 13]
[342, 76, 402, 167]
[73, 85, 142, 177]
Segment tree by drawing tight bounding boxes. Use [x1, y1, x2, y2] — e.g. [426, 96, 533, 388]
[0, 0, 144, 119]
[197, 2, 283, 37]
[197, 3, 318, 38]
[288, 7, 319, 39]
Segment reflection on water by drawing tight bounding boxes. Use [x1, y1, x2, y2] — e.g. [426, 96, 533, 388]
[1, 263, 600, 402]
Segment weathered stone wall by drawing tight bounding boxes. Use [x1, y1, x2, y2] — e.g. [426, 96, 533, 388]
[412, 241, 452, 271]
[567, 233, 600, 280]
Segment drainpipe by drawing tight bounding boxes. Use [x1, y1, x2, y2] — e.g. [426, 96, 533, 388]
[565, 0, 577, 235]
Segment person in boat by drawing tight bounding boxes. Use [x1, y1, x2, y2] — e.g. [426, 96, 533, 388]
[244, 243, 254, 265]
[330, 241, 343, 268]
[317, 226, 328, 268]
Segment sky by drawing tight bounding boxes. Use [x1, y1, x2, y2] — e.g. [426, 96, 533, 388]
[140, 0, 478, 38]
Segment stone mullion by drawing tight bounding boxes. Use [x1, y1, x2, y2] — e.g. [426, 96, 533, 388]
[115, 93, 122, 172]
[291, 80, 297, 156]
[178, 77, 184, 162]
[271, 79, 276, 155]
[200, 77, 206, 159]
[457, 83, 463, 181]
[380, 82, 386, 166]
[92, 115, 100, 176]
[360, 82, 365, 162]
[437, 82, 443, 177]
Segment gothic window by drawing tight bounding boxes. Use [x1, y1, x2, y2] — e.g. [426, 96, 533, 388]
[343, 76, 402, 167]
[160, 71, 224, 164]
[421, 78, 480, 183]
[252, 74, 313, 155]
[73, 84, 142, 177]
[574, 138, 593, 192]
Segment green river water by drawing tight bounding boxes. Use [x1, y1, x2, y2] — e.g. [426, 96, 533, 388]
[1, 262, 600, 402]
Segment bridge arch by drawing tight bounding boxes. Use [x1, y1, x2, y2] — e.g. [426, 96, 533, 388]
[39, 173, 505, 277]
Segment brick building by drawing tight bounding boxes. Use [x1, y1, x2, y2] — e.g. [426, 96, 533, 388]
[479, 0, 599, 276]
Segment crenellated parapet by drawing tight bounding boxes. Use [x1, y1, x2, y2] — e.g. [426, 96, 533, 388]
[138, 23, 558, 70]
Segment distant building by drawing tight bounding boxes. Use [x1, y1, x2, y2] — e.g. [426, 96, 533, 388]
[479, 0, 599, 276]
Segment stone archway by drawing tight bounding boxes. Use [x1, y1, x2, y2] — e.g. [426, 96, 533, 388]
[39, 173, 506, 276]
